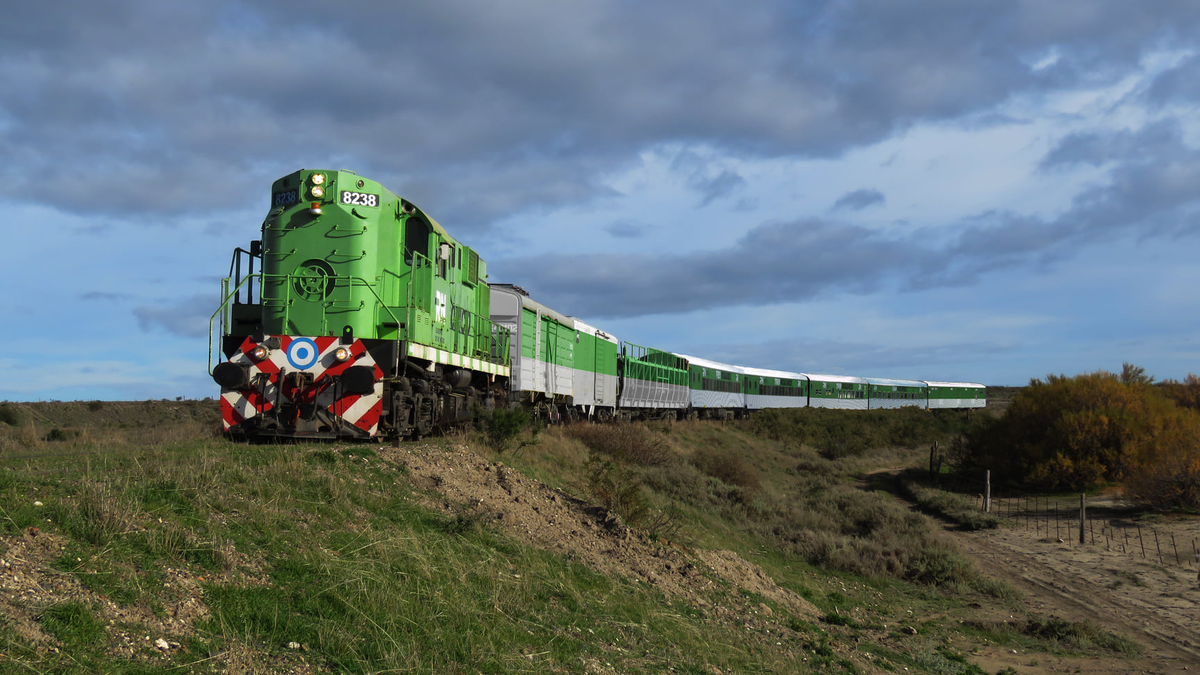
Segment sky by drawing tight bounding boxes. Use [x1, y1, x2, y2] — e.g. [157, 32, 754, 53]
[2, 0, 1199, 400]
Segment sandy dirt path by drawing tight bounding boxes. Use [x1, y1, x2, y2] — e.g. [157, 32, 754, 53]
[876, 466, 1200, 674]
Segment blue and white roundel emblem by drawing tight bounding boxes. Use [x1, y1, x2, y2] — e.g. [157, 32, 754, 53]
[286, 338, 320, 370]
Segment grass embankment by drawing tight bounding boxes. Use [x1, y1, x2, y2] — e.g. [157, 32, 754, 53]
[0, 401, 1140, 673]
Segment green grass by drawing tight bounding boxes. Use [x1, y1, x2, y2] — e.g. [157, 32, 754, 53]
[0, 403, 1144, 673]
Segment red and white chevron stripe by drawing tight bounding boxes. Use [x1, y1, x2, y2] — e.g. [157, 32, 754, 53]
[219, 335, 383, 436]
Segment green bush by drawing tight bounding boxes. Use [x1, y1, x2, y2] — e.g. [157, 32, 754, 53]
[692, 447, 761, 494]
[0, 404, 19, 426]
[744, 407, 972, 458]
[569, 422, 672, 466]
[584, 453, 649, 526]
[476, 405, 540, 455]
[961, 368, 1200, 497]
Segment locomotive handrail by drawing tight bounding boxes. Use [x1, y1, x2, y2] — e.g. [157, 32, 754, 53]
[208, 274, 256, 374]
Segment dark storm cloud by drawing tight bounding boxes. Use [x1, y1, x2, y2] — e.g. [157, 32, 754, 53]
[133, 294, 214, 338]
[499, 121, 1200, 318]
[494, 218, 926, 317]
[831, 188, 886, 211]
[2, 0, 1197, 229]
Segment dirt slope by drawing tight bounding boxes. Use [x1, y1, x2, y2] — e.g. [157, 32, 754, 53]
[379, 442, 820, 625]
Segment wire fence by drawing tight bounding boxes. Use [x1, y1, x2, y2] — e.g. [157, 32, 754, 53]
[930, 468, 1200, 572]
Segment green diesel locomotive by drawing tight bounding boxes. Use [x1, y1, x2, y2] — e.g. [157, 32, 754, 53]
[210, 169, 510, 440]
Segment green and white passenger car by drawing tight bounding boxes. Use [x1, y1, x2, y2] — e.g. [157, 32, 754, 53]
[807, 374, 868, 410]
[922, 381, 986, 409]
[865, 377, 927, 410]
[677, 354, 745, 412]
[741, 366, 810, 410]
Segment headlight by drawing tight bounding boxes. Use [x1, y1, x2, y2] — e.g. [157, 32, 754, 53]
[311, 173, 325, 185]
[249, 344, 270, 361]
[310, 186, 325, 198]
[333, 347, 352, 363]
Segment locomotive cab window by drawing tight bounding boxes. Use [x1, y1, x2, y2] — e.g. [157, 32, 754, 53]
[404, 218, 431, 265]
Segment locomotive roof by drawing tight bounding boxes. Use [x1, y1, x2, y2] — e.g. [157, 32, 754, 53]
[673, 354, 742, 373]
[864, 377, 927, 387]
[921, 381, 986, 388]
[572, 318, 618, 344]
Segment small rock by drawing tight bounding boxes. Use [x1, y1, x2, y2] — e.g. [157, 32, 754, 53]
[902, 626, 918, 635]
[33, 501, 43, 507]
[287, 641, 301, 650]
[155, 638, 170, 650]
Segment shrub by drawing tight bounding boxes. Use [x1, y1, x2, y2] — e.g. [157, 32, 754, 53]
[568, 422, 673, 466]
[476, 405, 540, 455]
[905, 541, 973, 586]
[44, 428, 79, 442]
[743, 407, 972, 458]
[692, 447, 761, 494]
[584, 453, 649, 526]
[1022, 618, 1142, 655]
[0, 404, 19, 426]
[961, 367, 1200, 496]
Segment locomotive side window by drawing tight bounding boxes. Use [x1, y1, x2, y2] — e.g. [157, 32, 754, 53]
[404, 217, 431, 265]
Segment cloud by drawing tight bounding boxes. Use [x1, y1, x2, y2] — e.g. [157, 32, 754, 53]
[80, 291, 130, 301]
[2, 0, 1197, 230]
[496, 118, 1200, 318]
[1147, 53, 1200, 105]
[495, 218, 925, 317]
[133, 294, 216, 338]
[831, 188, 885, 211]
[714, 338, 1014, 378]
[605, 220, 645, 238]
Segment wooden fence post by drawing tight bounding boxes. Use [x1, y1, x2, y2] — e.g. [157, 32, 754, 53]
[985, 470, 991, 513]
[1079, 494, 1086, 546]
